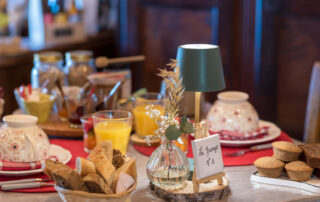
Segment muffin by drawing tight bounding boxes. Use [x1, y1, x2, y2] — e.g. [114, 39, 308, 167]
[272, 141, 302, 162]
[285, 161, 314, 182]
[254, 157, 285, 178]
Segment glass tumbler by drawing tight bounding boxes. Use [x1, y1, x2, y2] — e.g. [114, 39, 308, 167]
[65, 90, 96, 128]
[93, 110, 132, 154]
[132, 93, 164, 137]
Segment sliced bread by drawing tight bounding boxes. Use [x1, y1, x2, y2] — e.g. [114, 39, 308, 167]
[76, 157, 96, 177]
[83, 173, 113, 194]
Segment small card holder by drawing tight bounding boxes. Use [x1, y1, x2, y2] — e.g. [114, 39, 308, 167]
[191, 133, 225, 192]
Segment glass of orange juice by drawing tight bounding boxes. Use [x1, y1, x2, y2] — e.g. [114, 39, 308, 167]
[92, 110, 132, 154]
[132, 93, 164, 137]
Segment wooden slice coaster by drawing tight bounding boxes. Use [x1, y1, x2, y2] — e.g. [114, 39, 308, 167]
[130, 134, 161, 147]
[150, 177, 230, 201]
[38, 114, 83, 138]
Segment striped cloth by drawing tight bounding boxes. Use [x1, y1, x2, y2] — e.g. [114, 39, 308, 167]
[210, 126, 270, 141]
[0, 161, 42, 171]
[0, 155, 59, 171]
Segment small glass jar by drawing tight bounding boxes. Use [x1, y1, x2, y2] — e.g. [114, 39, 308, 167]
[31, 51, 64, 92]
[64, 50, 95, 86]
[80, 114, 96, 153]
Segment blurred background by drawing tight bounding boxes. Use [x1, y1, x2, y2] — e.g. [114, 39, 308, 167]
[0, 0, 318, 141]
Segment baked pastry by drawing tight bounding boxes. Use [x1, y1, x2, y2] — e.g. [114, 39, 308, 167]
[43, 160, 70, 178]
[299, 144, 320, 168]
[100, 140, 113, 161]
[88, 141, 125, 169]
[87, 146, 106, 162]
[83, 173, 113, 194]
[113, 149, 125, 169]
[254, 156, 284, 178]
[272, 141, 302, 162]
[76, 157, 96, 177]
[285, 161, 314, 182]
[51, 167, 88, 191]
[91, 153, 115, 186]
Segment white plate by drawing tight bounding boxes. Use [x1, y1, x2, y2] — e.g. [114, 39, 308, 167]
[0, 144, 72, 176]
[219, 120, 281, 147]
[251, 171, 320, 193]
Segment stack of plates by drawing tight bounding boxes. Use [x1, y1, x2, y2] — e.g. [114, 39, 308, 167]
[0, 144, 72, 177]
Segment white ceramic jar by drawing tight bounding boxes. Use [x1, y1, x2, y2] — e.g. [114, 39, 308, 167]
[206, 91, 259, 134]
[0, 115, 50, 162]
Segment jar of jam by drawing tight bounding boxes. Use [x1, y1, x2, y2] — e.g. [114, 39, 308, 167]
[64, 50, 95, 86]
[80, 114, 96, 153]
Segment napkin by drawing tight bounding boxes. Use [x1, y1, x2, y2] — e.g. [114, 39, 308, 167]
[0, 155, 60, 171]
[210, 126, 269, 141]
[0, 161, 42, 171]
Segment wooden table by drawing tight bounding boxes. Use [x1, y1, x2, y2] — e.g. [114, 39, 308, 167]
[1, 144, 320, 202]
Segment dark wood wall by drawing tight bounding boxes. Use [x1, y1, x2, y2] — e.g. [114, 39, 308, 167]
[118, 0, 320, 141]
[119, 0, 234, 93]
[262, 0, 320, 140]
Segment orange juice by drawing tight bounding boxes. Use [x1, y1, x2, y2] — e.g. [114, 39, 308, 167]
[94, 121, 132, 154]
[133, 104, 165, 136]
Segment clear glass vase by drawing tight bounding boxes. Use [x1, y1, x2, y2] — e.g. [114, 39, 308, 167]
[146, 136, 190, 189]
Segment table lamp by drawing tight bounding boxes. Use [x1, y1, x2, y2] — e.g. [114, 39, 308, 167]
[177, 44, 226, 192]
[177, 44, 225, 139]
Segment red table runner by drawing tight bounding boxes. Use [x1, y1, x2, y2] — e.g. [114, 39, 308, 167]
[133, 132, 292, 166]
[0, 139, 88, 193]
[0, 132, 292, 193]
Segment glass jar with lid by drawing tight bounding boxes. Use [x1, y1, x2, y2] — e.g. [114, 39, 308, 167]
[31, 51, 64, 92]
[64, 50, 95, 86]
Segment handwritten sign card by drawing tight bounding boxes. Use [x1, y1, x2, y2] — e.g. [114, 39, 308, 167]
[191, 134, 224, 180]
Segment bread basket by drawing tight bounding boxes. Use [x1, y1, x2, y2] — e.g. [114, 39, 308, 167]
[55, 183, 136, 202]
[54, 157, 137, 202]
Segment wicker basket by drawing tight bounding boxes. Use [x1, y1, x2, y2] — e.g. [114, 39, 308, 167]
[55, 157, 137, 202]
[55, 183, 136, 202]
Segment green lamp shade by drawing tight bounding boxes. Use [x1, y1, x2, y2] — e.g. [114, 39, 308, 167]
[177, 44, 225, 92]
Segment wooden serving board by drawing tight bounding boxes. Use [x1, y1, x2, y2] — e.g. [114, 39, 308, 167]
[150, 177, 230, 201]
[130, 134, 161, 147]
[38, 114, 83, 138]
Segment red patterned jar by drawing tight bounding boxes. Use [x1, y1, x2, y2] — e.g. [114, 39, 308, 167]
[0, 115, 50, 162]
[206, 91, 259, 134]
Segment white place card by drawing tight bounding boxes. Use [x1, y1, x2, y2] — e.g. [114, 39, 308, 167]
[191, 134, 224, 180]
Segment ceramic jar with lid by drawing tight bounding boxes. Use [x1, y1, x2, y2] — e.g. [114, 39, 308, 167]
[31, 51, 64, 92]
[64, 50, 95, 86]
[206, 91, 259, 134]
[0, 115, 50, 162]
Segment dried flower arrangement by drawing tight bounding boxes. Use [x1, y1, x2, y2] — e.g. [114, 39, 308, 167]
[146, 59, 194, 142]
